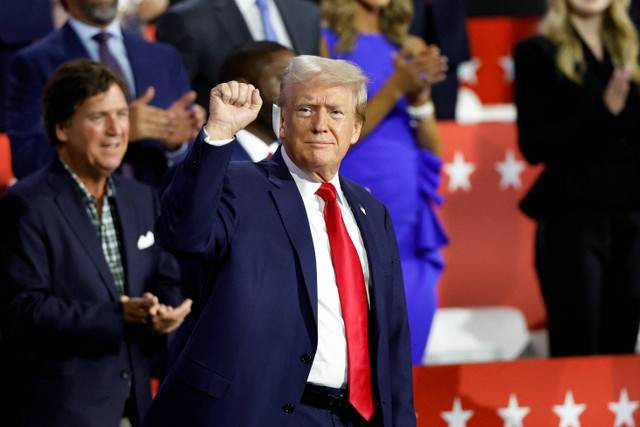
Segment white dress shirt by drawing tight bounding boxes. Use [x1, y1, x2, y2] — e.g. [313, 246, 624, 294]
[233, 0, 293, 48]
[68, 17, 137, 96]
[203, 133, 371, 388]
[236, 130, 279, 162]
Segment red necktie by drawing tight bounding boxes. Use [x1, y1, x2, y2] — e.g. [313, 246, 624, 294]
[315, 182, 373, 420]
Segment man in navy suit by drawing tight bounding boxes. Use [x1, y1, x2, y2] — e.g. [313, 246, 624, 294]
[143, 56, 415, 426]
[0, 60, 192, 427]
[7, 0, 204, 186]
[156, 0, 320, 110]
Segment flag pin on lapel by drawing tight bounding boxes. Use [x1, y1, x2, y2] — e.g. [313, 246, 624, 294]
[360, 205, 366, 215]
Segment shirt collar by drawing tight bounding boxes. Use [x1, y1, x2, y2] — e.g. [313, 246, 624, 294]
[280, 146, 345, 206]
[59, 156, 116, 203]
[68, 16, 123, 46]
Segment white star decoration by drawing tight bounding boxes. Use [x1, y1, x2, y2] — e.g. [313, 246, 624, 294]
[553, 391, 587, 427]
[495, 149, 526, 190]
[609, 388, 639, 427]
[458, 58, 482, 85]
[499, 55, 515, 82]
[497, 394, 530, 427]
[444, 151, 475, 192]
[441, 397, 474, 427]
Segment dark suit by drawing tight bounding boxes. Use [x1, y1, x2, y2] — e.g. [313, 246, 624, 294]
[156, 0, 320, 108]
[142, 133, 415, 426]
[410, 0, 470, 119]
[7, 22, 191, 185]
[0, 159, 183, 426]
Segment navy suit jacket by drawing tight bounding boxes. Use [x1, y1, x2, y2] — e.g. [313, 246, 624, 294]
[142, 133, 416, 426]
[0, 159, 183, 427]
[7, 22, 191, 185]
[156, 0, 320, 109]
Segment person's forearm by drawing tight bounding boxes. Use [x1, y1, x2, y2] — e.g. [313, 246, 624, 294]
[414, 116, 442, 155]
[361, 76, 405, 138]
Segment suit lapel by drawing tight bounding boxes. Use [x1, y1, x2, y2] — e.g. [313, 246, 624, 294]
[49, 161, 119, 300]
[262, 151, 318, 326]
[213, 0, 253, 49]
[274, 0, 303, 52]
[110, 176, 138, 296]
[340, 179, 386, 341]
[122, 31, 142, 98]
[60, 22, 92, 59]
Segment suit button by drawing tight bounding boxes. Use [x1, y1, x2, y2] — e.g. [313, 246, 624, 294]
[282, 404, 295, 414]
[120, 370, 130, 380]
[300, 354, 312, 364]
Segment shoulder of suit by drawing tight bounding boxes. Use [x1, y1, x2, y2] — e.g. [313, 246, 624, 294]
[13, 28, 64, 60]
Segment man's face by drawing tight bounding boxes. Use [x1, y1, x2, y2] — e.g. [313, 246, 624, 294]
[56, 83, 129, 179]
[69, 0, 118, 26]
[256, 50, 294, 128]
[279, 78, 362, 181]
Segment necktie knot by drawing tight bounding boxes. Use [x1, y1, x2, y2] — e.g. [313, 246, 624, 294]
[316, 182, 337, 204]
[92, 31, 112, 45]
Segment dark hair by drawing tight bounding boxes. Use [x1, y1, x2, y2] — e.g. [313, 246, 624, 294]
[219, 41, 292, 84]
[42, 59, 129, 146]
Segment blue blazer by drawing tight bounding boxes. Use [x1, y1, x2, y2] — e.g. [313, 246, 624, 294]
[7, 22, 191, 186]
[0, 159, 184, 427]
[142, 133, 416, 426]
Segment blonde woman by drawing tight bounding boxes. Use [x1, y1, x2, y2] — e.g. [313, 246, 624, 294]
[321, 0, 448, 364]
[514, 0, 640, 356]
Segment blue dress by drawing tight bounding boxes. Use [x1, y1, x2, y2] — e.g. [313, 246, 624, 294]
[323, 28, 448, 363]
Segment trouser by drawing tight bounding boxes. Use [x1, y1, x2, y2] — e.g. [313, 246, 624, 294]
[292, 384, 383, 426]
[535, 210, 640, 356]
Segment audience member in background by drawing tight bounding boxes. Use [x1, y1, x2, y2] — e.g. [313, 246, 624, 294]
[7, 0, 204, 186]
[514, 0, 640, 356]
[0, 0, 54, 132]
[321, 0, 448, 364]
[156, 0, 320, 109]
[409, 0, 470, 119]
[219, 41, 294, 161]
[0, 60, 191, 427]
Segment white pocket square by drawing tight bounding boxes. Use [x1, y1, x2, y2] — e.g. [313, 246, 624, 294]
[137, 231, 155, 250]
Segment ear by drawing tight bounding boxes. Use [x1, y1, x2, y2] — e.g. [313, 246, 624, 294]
[350, 119, 363, 145]
[278, 109, 287, 140]
[55, 122, 70, 144]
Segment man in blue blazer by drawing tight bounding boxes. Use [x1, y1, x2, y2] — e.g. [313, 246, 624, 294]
[0, 60, 192, 426]
[156, 0, 320, 110]
[143, 56, 415, 426]
[7, 0, 204, 186]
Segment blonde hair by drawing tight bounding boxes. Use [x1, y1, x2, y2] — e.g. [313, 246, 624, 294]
[278, 55, 369, 122]
[321, 0, 413, 53]
[540, 0, 640, 83]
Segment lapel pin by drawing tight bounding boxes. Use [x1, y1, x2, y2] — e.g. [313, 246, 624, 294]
[360, 205, 366, 216]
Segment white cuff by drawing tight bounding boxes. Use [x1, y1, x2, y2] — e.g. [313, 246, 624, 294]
[407, 100, 435, 120]
[202, 128, 235, 146]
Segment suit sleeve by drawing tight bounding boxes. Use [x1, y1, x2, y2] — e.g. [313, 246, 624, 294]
[7, 52, 55, 178]
[514, 37, 618, 165]
[155, 130, 236, 261]
[384, 207, 417, 426]
[149, 191, 185, 308]
[0, 193, 125, 355]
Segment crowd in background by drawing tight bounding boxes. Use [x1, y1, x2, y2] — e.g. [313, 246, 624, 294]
[2, 0, 640, 425]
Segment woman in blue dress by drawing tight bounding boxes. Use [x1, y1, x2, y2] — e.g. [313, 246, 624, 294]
[321, 0, 448, 364]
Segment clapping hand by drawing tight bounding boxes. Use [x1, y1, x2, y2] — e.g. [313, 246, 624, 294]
[204, 81, 263, 140]
[604, 67, 632, 115]
[121, 292, 192, 334]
